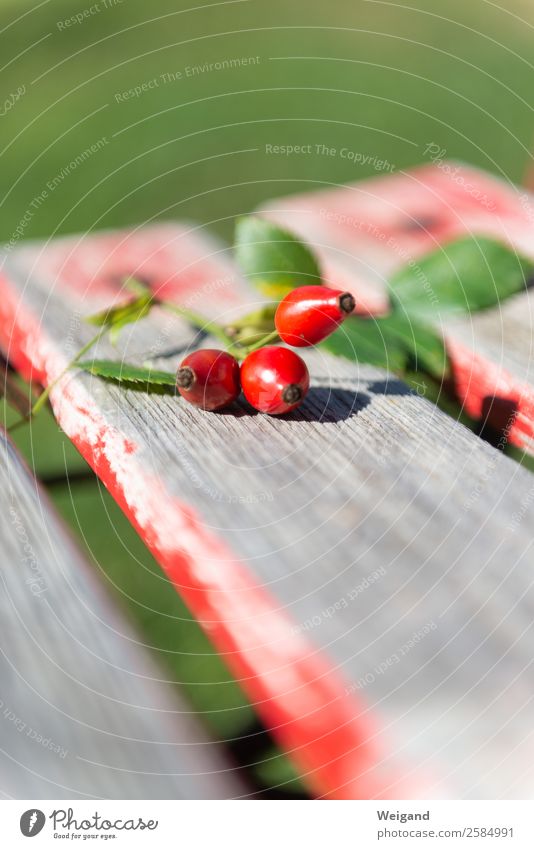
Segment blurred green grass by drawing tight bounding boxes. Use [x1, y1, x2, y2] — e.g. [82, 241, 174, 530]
[2, 0, 534, 793]
[2, 0, 534, 245]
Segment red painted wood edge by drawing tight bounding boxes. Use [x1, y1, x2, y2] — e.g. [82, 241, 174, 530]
[446, 338, 534, 450]
[0, 272, 422, 800]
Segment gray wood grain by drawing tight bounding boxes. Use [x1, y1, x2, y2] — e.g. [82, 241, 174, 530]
[2, 228, 534, 798]
[0, 430, 247, 799]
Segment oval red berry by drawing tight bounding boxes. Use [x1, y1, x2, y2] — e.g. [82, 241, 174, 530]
[176, 349, 240, 411]
[240, 346, 310, 415]
[275, 285, 356, 347]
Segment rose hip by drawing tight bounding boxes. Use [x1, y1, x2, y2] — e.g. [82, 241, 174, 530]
[240, 346, 309, 415]
[176, 349, 240, 411]
[275, 285, 356, 347]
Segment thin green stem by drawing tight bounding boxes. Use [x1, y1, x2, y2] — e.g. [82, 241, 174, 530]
[30, 325, 108, 418]
[244, 329, 279, 353]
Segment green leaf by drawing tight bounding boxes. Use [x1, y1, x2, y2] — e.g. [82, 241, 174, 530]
[390, 236, 533, 319]
[322, 313, 448, 379]
[383, 313, 448, 379]
[85, 293, 153, 330]
[321, 315, 407, 373]
[76, 359, 176, 387]
[235, 216, 321, 298]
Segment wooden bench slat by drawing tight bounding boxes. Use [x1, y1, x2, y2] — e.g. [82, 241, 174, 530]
[259, 162, 534, 453]
[0, 429, 247, 799]
[1, 225, 534, 799]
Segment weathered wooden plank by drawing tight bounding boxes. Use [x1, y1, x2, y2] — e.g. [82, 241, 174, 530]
[1, 225, 534, 799]
[0, 428, 247, 799]
[259, 162, 534, 452]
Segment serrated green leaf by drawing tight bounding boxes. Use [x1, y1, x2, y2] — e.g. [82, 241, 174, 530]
[85, 293, 153, 329]
[322, 313, 448, 379]
[390, 236, 533, 319]
[235, 216, 321, 297]
[76, 359, 176, 386]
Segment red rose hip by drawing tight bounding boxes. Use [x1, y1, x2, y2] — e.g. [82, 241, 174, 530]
[241, 346, 310, 415]
[275, 285, 356, 347]
[176, 349, 240, 411]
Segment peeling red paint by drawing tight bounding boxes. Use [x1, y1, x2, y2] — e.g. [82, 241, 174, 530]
[18, 223, 248, 314]
[445, 338, 534, 449]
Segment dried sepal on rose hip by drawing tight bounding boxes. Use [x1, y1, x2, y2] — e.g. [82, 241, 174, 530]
[240, 346, 310, 415]
[275, 285, 356, 347]
[176, 349, 240, 411]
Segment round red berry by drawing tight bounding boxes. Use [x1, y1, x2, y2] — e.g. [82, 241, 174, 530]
[176, 349, 240, 411]
[275, 285, 356, 347]
[240, 346, 310, 415]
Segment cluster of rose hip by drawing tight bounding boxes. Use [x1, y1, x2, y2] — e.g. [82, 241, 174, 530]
[176, 286, 356, 415]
